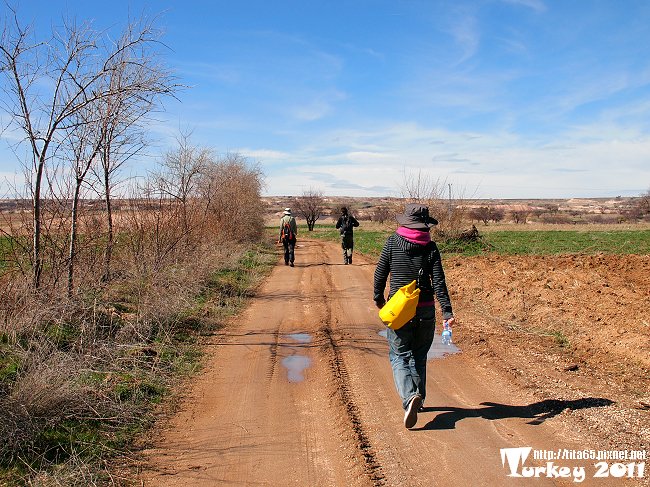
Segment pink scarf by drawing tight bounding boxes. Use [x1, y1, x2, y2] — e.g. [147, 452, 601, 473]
[396, 226, 431, 245]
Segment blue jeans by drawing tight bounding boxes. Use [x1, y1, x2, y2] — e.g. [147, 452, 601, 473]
[387, 306, 436, 410]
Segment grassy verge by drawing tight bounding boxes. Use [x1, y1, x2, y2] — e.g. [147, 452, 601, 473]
[0, 242, 277, 486]
[299, 223, 650, 256]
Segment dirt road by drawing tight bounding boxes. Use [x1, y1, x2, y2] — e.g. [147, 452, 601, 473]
[139, 239, 637, 486]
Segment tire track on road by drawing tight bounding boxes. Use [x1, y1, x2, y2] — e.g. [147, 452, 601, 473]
[320, 324, 386, 486]
[266, 328, 280, 384]
[316, 246, 386, 486]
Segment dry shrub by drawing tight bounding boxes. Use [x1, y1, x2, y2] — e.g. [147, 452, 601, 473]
[120, 194, 191, 274]
[199, 153, 264, 242]
[0, 351, 96, 463]
[0, 280, 76, 338]
[539, 212, 574, 224]
[0, 140, 266, 482]
[113, 245, 235, 338]
[583, 213, 621, 225]
[28, 452, 106, 487]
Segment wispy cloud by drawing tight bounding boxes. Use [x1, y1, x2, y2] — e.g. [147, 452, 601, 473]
[174, 61, 241, 85]
[448, 9, 480, 65]
[337, 41, 385, 61]
[289, 89, 347, 121]
[500, 0, 547, 13]
[238, 149, 290, 161]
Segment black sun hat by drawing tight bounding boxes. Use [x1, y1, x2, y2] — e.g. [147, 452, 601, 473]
[396, 203, 439, 230]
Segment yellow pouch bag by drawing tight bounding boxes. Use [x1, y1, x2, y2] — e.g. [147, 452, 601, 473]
[378, 280, 420, 330]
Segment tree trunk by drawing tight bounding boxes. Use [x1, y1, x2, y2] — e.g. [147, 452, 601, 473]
[32, 157, 45, 289]
[67, 179, 82, 297]
[103, 168, 114, 282]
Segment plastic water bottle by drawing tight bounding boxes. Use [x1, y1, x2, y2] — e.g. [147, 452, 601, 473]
[441, 320, 452, 346]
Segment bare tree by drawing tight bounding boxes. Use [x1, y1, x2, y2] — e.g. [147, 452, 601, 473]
[0, 9, 176, 288]
[294, 189, 324, 231]
[62, 104, 105, 296]
[93, 22, 177, 281]
[490, 207, 505, 223]
[400, 169, 472, 239]
[470, 206, 492, 225]
[510, 210, 530, 224]
[372, 206, 391, 224]
[154, 131, 211, 241]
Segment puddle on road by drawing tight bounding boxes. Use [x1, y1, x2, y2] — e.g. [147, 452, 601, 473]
[281, 355, 312, 382]
[285, 333, 312, 344]
[378, 329, 461, 359]
[427, 334, 461, 358]
[279, 333, 313, 382]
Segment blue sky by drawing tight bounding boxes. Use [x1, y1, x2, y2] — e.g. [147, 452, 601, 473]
[2, 0, 650, 199]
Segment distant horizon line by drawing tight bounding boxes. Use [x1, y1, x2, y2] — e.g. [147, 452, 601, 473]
[261, 195, 640, 201]
[0, 195, 642, 203]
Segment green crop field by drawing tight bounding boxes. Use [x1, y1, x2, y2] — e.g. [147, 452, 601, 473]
[481, 230, 650, 255]
[301, 224, 650, 257]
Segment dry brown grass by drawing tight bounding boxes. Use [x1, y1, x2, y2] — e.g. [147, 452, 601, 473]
[0, 157, 268, 484]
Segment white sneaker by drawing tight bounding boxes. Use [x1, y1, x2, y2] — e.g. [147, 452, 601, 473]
[404, 394, 422, 429]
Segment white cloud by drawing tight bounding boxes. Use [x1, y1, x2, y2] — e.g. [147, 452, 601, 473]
[239, 148, 290, 161]
[345, 151, 393, 163]
[257, 119, 650, 198]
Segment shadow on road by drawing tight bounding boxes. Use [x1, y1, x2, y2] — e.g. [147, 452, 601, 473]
[417, 397, 614, 431]
[207, 329, 388, 358]
[291, 262, 375, 268]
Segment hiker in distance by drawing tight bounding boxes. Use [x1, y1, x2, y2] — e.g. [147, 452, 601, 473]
[373, 203, 456, 429]
[335, 206, 359, 264]
[279, 208, 298, 267]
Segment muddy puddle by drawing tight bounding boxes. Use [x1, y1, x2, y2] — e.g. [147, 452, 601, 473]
[378, 329, 461, 359]
[280, 333, 313, 382]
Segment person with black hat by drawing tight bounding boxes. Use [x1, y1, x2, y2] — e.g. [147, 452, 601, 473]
[335, 206, 359, 264]
[373, 203, 456, 429]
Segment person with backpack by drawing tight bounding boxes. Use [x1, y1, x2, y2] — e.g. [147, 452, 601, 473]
[373, 203, 456, 429]
[335, 207, 359, 264]
[279, 208, 298, 267]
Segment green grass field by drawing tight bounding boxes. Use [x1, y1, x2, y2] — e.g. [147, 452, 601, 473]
[297, 224, 650, 256]
[482, 229, 650, 255]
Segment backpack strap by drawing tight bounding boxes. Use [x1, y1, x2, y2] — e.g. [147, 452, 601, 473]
[417, 242, 433, 290]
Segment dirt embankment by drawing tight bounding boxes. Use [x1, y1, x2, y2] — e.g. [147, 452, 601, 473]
[448, 253, 650, 456]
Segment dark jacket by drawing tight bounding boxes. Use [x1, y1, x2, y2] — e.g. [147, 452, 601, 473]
[373, 233, 453, 320]
[336, 214, 359, 235]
